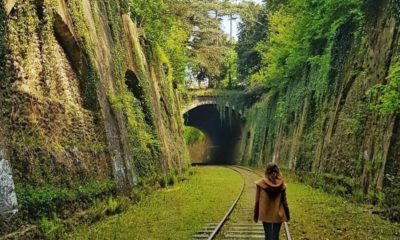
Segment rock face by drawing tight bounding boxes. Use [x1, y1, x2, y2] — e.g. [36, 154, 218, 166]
[0, 0, 189, 218]
[238, 0, 400, 215]
[0, 150, 17, 218]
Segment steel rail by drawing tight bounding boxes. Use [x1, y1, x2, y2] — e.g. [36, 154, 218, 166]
[207, 167, 245, 240]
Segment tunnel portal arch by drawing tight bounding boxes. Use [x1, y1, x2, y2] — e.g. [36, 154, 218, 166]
[183, 104, 242, 165]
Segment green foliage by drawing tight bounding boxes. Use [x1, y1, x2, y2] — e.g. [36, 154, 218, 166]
[130, 188, 143, 204]
[17, 185, 75, 219]
[236, 2, 267, 82]
[158, 176, 168, 188]
[128, 0, 190, 86]
[237, 0, 365, 169]
[368, 62, 400, 114]
[391, 0, 400, 21]
[184, 0, 233, 87]
[220, 47, 240, 88]
[311, 173, 354, 196]
[39, 215, 65, 240]
[167, 174, 178, 186]
[37, 196, 131, 238]
[129, 0, 170, 44]
[214, 90, 249, 121]
[67, 0, 100, 110]
[85, 199, 108, 223]
[252, 0, 363, 87]
[184, 126, 206, 146]
[366, 190, 386, 206]
[106, 197, 130, 215]
[15, 180, 115, 219]
[108, 90, 160, 177]
[383, 176, 400, 221]
[77, 181, 116, 202]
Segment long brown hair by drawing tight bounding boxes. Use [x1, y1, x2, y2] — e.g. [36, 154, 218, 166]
[265, 162, 281, 181]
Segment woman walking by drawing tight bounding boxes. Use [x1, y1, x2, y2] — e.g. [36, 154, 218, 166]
[254, 163, 290, 240]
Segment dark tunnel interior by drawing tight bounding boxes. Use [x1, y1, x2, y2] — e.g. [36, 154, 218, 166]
[183, 104, 242, 165]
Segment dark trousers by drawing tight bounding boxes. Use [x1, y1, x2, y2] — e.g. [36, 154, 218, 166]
[262, 222, 282, 240]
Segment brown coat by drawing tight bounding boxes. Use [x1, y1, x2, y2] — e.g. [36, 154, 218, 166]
[254, 177, 290, 223]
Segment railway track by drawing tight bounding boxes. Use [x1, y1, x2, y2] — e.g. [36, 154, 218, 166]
[191, 166, 291, 240]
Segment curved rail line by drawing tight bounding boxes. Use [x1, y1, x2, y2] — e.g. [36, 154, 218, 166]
[207, 167, 246, 240]
[192, 166, 292, 240]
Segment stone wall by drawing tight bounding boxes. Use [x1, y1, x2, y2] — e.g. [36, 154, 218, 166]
[238, 0, 400, 213]
[0, 0, 189, 224]
[0, 150, 17, 218]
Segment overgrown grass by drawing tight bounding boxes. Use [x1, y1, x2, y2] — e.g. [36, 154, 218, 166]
[250, 167, 400, 239]
[68, 166, 242, 239]
[287, 183, 400, 239]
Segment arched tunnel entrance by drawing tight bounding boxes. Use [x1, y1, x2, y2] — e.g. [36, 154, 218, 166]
[183, 104, 242, 165]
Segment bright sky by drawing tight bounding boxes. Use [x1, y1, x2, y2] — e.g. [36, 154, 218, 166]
[221, 0, 264, 40]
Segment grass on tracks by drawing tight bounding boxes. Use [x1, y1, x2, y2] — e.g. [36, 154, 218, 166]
[68, 166, 242, 240]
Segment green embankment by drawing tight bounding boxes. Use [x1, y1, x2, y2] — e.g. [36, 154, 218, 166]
[67, 166, 400, 239]
[68, 167, 242, 239]
[250, 168, 400, 239]
[287, 182, 400, 239]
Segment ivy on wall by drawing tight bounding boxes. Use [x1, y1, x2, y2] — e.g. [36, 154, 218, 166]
[368, 62, 400, 115]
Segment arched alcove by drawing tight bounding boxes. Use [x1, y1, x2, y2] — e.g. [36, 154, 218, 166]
[53, 13, 98, 110]
[53, 14, 83, 74]
[125, 70, 153, 126]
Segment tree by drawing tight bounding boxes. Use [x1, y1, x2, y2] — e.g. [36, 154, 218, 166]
[236, 1, 267, 83]
[187, 0, 231, 88]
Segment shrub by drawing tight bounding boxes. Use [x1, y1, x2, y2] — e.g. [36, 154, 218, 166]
[332, 185, 348, 196]
[106, 197, 131, 215]
[167, 174, 177, 186]
[383, 185, 400, 221]
[158, 175, 167, 188]
[85, 199, 108, 224]
[386, 206, 400, 222]
[15, 180, 115, 219]
[16, 185, 76, 219]
[131, 188, 143, 203]
[39, 215, 65, 240]
[107, 198, 119, 215]
[351, 188, 366, 203]
[188, 167, 197, 176]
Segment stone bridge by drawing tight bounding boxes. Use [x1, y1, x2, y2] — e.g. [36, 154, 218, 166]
[181, 90, 247, 115]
